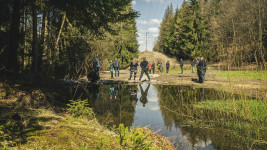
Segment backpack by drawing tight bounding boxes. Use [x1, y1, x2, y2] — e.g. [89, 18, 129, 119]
[93, 58, 101, 68]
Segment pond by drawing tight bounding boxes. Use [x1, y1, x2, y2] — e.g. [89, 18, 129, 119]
[48, 82, 264, 150]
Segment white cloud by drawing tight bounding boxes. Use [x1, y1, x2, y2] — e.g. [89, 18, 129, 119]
[137, 20, 148, 25]
[131, 0, 136, 6]
[143, 0, 164, 3]
[152, 33, 159, 38]
[139, 41, 144, 44]
[149, 19, 162, 25]
[148, 27, 159, 33]
[137, 19, 162, 26]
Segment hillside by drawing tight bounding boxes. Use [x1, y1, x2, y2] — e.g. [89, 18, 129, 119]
[137, 51, 180, 66]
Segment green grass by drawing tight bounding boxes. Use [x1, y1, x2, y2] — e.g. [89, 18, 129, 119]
[0, 108, 174, 150]
[195, 99, 267, 125]
[216, 70, 267, 80]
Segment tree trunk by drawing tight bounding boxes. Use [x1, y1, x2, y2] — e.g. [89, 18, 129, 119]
[38, 8, 48, 72]
[54, 12, 66, 57]
[32, 1, 38, 72]
[258, 2, 266, 70]
[7, 0, 21, 76]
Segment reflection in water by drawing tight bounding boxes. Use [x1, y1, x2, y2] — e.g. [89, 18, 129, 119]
[130, 87, 138, 108]
[139, 84, 150, 107]
[109, 84, 120, 100]
[50, 83, 262, 150]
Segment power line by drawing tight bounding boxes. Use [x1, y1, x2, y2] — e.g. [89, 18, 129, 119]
[147, 0, 153, 24]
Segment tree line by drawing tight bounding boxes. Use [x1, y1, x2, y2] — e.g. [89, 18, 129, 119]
[0, 0, 139, 80]
[154, 0, 267, 70]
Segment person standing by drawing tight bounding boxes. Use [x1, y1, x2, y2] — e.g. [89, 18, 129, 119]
[148, 62, 152, 74]
[196, 57, 201, 80]
[166, 61, 170, 73]
[160, 63, 163, 73]
[110, 59, 114, 79]
[157, 62, 161, 73]
[197, 57, 207, 83]
[114, 58, 120, 78]
[152, 61, 155, 74]
[191, 60, 196, 73]
[128, 58, 138, 80]
[88, 58, 101, 82]
[139, 57, 150, 81]
[180, 59, 184, 74]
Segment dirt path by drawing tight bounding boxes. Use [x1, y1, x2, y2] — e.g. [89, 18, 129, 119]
[99, 66, 267, 98]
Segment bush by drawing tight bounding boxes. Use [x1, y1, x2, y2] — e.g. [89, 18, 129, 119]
[67, 99, 94, 120]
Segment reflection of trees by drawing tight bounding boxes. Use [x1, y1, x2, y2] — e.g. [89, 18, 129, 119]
[156, 85, 264, 150]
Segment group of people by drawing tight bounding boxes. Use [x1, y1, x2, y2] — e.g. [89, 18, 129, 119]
[109, 58, 120, 79]
[107, 56, 207, 83]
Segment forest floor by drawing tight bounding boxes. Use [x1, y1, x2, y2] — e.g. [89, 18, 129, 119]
[99, 52, 267, 98]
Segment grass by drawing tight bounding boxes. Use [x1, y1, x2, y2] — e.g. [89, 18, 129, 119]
[216, 70, 267, 80]
[195, 99, 267, 128]
[0, 108, 175, 150]
[159, 65, 193, 74]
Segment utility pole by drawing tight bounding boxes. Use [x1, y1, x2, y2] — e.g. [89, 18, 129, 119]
[145, 32, 149, 51]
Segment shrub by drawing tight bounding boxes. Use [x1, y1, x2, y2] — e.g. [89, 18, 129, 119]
[67, 99, 94, 120]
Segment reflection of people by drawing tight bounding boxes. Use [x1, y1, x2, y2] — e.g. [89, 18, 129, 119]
[129, 58, 138, 80]
[110, 84, 115, 99]
[92, 84, 100, 102]
[130, 88, 138, 108]
[200, 88, 204, 100]
[139, 57, 150, 81]
[197, 57, 207, 83]
[114, 84, 120, 99]
[139, 84, 150, 107]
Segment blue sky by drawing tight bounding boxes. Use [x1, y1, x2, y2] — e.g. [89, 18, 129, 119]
[132, 0, 183, 52]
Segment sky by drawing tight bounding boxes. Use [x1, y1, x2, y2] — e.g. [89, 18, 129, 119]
[131, 0, 183, 52]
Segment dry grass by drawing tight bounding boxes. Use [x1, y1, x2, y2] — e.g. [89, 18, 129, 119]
[138, 51, 180, 67]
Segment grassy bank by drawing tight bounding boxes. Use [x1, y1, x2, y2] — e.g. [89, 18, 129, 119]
[194, 99, 267, 149]
[195, 99, 266, 126]
[0, 100, 175, 150]
[216, 70, 267, 80]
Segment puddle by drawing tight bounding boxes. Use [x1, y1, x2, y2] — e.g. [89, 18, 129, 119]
[47, 83, 264, 150]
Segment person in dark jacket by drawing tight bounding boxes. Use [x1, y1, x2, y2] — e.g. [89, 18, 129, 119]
[139, 57, 150, 81]
[180, 59, 184, 74]
[129, 58, 138, 80]
[152, 61, 155, 74]
[139, 84, 150, 107]
[113, 58, 120, 78]
[166, 61, 170, 73]
[110, 59, 114, 79]
[196, 57, 201, 79]
[88, 58, 101, 82]
[197, 57, 207, 83]
[191, 60, 196, 73]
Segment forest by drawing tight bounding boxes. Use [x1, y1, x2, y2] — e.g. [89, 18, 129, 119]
[154, 0, 267, 70]
[0, 0, 139, 80]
